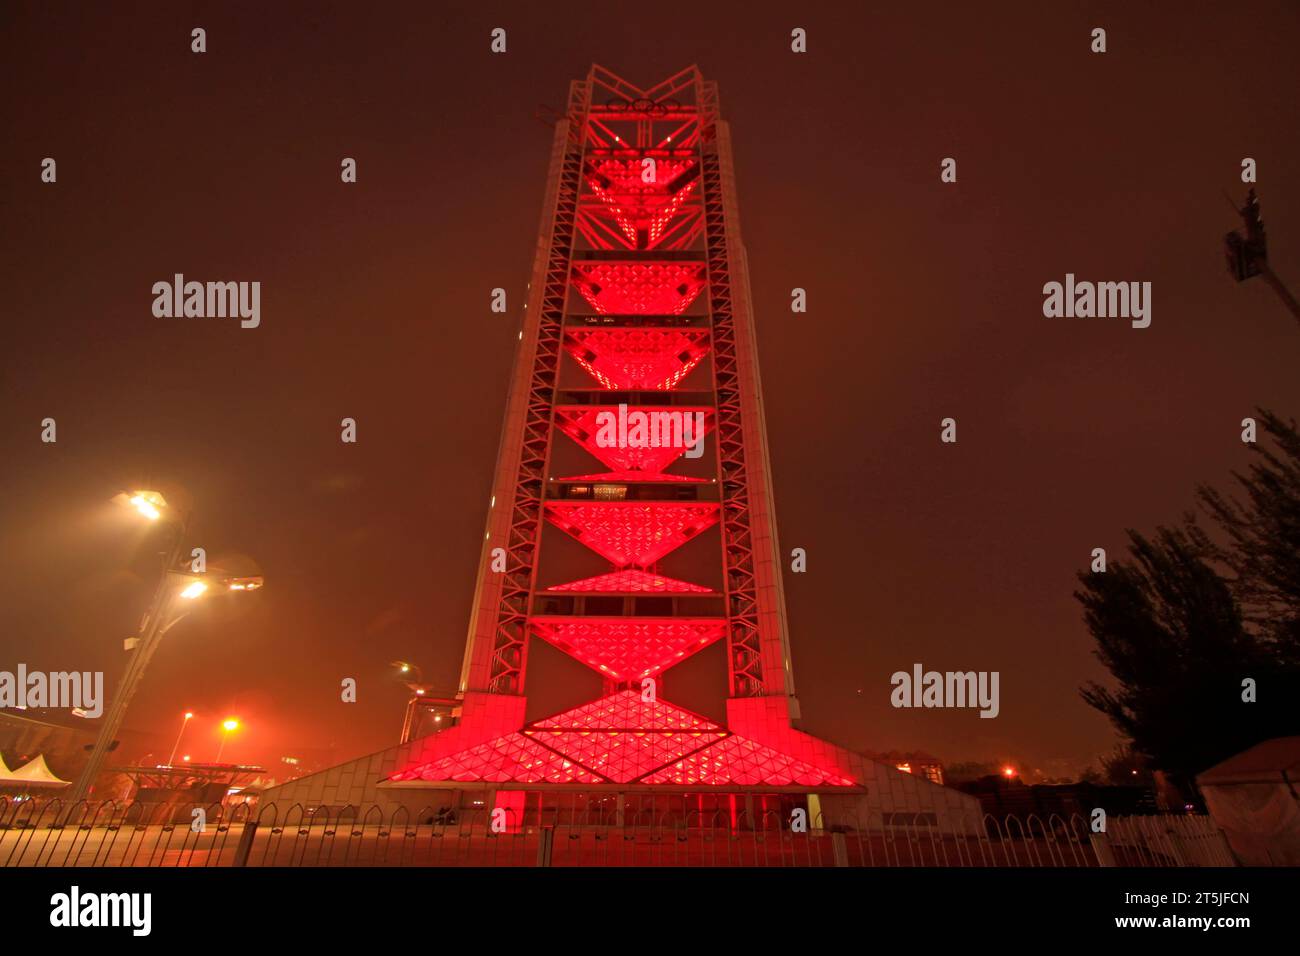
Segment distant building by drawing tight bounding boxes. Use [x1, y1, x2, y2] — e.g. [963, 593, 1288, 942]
[870, 751, 945, 786]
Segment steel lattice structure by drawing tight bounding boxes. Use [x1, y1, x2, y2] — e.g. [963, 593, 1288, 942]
[391, 66, 861, 804]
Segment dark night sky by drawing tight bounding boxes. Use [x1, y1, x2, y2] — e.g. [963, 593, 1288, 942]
[2, 1, 1298, 779]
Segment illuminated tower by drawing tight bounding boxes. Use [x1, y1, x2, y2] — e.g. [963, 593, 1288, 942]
[387, 65, 868, 817]
[258, 66, 981, 832]
[256, 65, 982, 832]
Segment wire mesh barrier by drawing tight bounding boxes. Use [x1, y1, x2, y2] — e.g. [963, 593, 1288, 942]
[0, 797, 251, 868]
[0, 797, 1237, 868]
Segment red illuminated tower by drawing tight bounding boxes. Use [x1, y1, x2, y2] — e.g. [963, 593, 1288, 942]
[384, 65, 872, 820]
[257, 66, 979, 832]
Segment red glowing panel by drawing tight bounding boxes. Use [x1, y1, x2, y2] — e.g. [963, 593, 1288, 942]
[587, 158, 698, 247]
[564, 327, 710, 390]
[390, 733, 603, 784]
[525, 730, 717, 784]
[556, 406, 713, 475]
[544, 501, 720, 566]
[389, 691, 856, 787]
[641, 735, 857, 787]
[548, 569, 712, 593]
[571, 262, 707, 315]
[530, 617, 725, 680]
[530, 690, 723, 732]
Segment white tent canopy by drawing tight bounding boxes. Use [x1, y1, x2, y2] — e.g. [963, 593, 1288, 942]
[0, 753, 71, 788]
[1198, 736, 1300, 866]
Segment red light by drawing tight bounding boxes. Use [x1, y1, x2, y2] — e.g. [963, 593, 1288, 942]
[391, 734, 604, 785]
[564, 327, 710, 391]
[586, 157, 698, 248]
[531, 691, 722, 732]
[548, 569, 712, 593]
[530, 617, 725, 680]
[555, 406, 714, 476]
[571, 262, 707, 315]
[545, 501, 720, 567]
[641, 735, 856, 787]
[392, 691, 855, 787]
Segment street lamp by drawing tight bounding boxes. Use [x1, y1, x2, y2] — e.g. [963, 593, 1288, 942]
[128, 493, 163, 521]
[390, 660, 423, 684]
[391, 659, 457, 744]
[64, 490, 263, 813]
[166, 711, 194, 767]
[215, 718, 240, 764]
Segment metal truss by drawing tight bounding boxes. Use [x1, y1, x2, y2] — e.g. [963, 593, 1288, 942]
[484, 84, 589, 694]
[699, 120, 766, 698]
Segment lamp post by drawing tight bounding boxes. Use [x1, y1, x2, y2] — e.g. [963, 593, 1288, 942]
[64, 490, 263, 814]
[215, 718, 239, 764]
[166, 711, 194, 767]
[391, 662, 457, 743]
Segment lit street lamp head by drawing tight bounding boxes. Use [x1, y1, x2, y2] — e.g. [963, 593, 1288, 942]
[178, 581, 208, 600]
[131, 496, 160, 520]
[114, 489, 169, 521]
[175, 573, 263, 603]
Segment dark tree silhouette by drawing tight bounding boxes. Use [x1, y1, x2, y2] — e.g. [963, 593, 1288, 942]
[1195, 409, 1300, 660]
[1098, 742, 1152, 785]
[1077, 413, 1300, 788]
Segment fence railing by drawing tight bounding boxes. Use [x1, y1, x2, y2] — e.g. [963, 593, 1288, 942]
[0, 797, 1237, 868]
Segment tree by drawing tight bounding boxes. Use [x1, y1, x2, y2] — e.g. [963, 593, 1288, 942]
[1077, 412, 1300, 789]
[1194, 409, 1300, 661]
[1097, 742, 1151, 785]
[1076, 526, 1270, 790]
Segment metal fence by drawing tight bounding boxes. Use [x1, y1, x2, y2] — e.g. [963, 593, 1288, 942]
[0, 797, 1237, 868]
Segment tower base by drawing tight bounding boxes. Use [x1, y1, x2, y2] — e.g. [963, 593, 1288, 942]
[255, 695, 983, 836]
